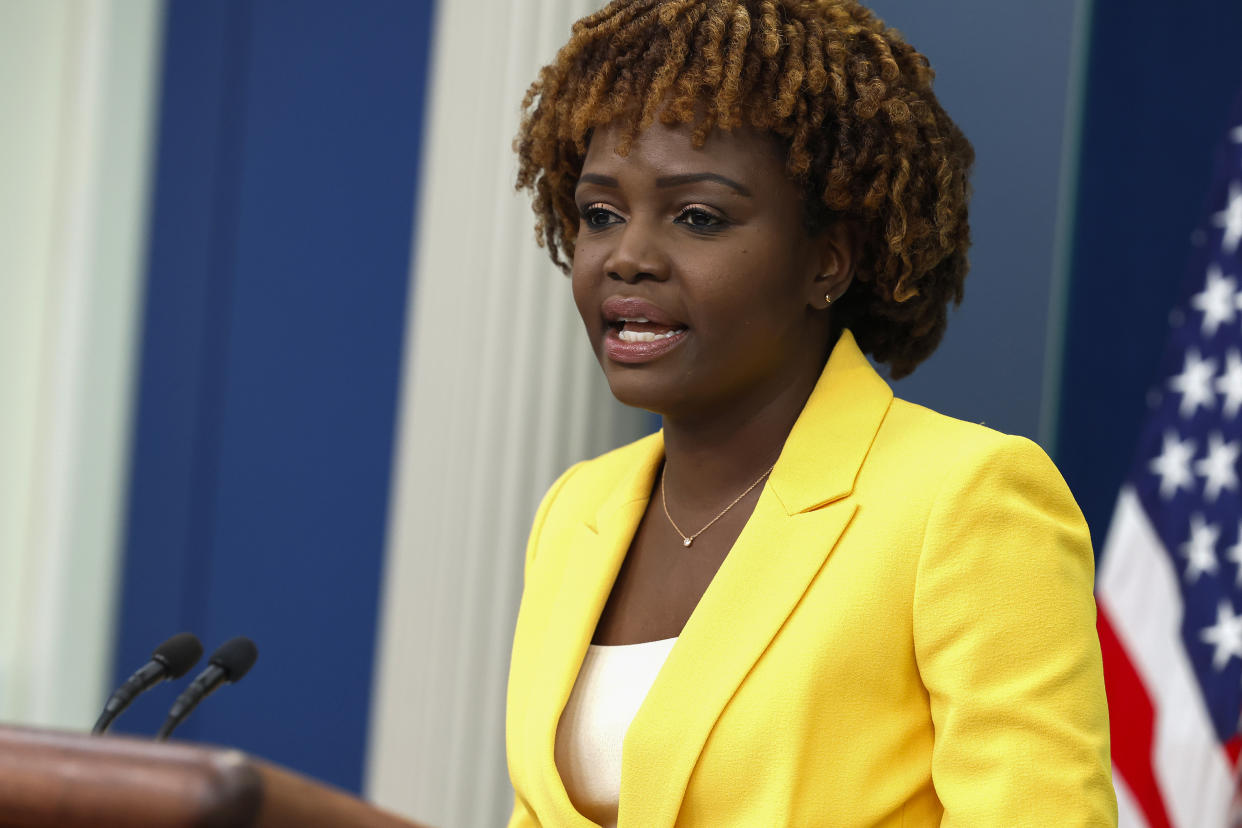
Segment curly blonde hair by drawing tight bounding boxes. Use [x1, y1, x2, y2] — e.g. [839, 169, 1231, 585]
[515, 0, 974, 378]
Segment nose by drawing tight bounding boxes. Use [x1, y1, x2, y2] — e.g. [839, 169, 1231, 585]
[603, 218, 669, 284]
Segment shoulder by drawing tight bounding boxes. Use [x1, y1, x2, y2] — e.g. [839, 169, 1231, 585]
[850, 396, 1087, 563]
[874, 398, 1093, 585]
[884, 397, 1048, 459]
[522, 431, 661, 570]
[537, 431, 661, 516]
[876, 397, 1071, 496]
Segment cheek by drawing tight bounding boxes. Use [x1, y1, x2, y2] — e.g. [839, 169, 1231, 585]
[571, 235, 613, 319]
[570, 262, 596, 330]
[746, 245, 816, 315]
[697, 253, 807, 328]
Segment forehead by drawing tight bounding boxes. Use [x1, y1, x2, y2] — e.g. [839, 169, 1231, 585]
[580, 119, 788, 181]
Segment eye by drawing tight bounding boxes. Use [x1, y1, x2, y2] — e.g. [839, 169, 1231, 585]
[580, 203, 621, 229]
[675, 205, 726, 231]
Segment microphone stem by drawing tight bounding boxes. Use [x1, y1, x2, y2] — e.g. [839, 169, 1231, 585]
[155, 666, 225, 741]
[154, 716, 180, 741]
[91, 661, 166, 735]
[91, 709, 114, 736]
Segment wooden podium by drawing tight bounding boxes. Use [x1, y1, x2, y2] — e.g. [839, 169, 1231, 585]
[0, 725, 429, 828]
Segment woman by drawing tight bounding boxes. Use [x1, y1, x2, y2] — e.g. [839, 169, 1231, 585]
[506, 1, 1116, 825]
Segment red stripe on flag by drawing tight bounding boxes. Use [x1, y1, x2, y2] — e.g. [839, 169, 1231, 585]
[1228, 736, 1241, 819]
[1097, 602, 1173, 828]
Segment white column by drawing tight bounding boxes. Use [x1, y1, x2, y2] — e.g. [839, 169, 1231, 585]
[0, 0, 162, 728]
[364, 1, 645, 826]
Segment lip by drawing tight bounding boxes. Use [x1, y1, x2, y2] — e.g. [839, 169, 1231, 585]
[603, 327, 688, 364]
[601, 296, 685, 327]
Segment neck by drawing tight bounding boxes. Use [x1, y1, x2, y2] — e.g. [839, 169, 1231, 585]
[660, 346, 828, 510]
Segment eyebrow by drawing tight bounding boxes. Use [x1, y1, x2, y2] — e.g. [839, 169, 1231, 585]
[576, 172, 753, 197]
[656, 172, 752, 196]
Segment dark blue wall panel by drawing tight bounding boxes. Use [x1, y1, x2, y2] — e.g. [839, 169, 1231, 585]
[865, 0, 1077, 439]
[1056, 0, 1242, 547]
[115, 0, 434, 793]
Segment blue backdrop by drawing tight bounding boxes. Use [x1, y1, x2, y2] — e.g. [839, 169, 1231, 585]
[113, 0, 434, 792]
[864, 0, 1079, 440]
[1055, 0, 1242, 547]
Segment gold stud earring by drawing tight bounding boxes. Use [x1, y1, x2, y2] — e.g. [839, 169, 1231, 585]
[824, 291, 833, 306]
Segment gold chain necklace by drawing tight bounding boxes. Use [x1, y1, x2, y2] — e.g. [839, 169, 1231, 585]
[660, 462, 776, 547]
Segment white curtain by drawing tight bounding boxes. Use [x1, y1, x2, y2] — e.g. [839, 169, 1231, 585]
[363, 1, 649, 826]
[0, 0, 162, 728]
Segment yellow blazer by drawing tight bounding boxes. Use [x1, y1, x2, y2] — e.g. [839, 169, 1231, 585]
[506, 331, 1116, 827]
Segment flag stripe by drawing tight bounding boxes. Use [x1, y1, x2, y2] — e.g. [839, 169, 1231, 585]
[1097, 606, 1173, 828]
[1114, 769, 1149, 828]
[1099, 488, 1235, 826]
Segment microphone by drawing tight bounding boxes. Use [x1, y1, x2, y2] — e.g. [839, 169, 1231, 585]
[92, 632, 203, 735]
[155, 636, 258, 741]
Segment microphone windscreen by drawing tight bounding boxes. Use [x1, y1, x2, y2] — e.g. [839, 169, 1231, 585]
[208, 636, 259, 681]
[152, 632, 204, 679]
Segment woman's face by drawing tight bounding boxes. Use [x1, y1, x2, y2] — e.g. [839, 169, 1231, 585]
[571, 119, 837, 421]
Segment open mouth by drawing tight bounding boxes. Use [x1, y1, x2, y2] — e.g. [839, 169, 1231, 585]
[599, 297, 689, 363]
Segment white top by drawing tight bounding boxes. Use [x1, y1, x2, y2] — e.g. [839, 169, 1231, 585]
[554, 637, 679, 828]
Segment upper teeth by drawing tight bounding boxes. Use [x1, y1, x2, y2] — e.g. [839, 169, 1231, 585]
[619, 316, 649, 323]
[618, 329, 683, 342]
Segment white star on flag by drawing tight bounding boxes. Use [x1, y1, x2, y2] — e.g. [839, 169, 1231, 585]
[1192, 265, 1238, 336]
[1194, 432, 1241, 501]
[1228, 521, 1242, 585]
[1180, 512, 1220, 582]
[1215, 348, 1242, 419]
[1168, 348, 1217, 418]
[1214, 180, 1242, 255]
[1149, 429, 1197, 499]
[1233, 124, 1242, 143]
[1200, 600, 1242, 671]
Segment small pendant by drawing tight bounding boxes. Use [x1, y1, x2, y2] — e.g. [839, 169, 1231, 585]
[683, 537, 693, 547]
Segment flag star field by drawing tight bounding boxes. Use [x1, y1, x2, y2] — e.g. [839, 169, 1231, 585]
[1131, 125, 1242, 741]
[1099, 107, 1242, 828]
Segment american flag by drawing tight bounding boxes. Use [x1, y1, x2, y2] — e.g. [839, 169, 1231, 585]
[1097, 102, 1242, 827]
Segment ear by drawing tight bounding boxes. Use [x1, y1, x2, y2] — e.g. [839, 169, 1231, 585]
[806, 221, 858, 310]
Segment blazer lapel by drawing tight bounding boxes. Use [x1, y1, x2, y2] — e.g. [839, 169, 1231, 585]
[619, 496, 858, 827]
[617, 331, 893, 827]
[524, 435, 665, 824]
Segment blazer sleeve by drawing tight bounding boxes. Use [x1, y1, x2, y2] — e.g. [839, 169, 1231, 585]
[912, 433, 1117, 827]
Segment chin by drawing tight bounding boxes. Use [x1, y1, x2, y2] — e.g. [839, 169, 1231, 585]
[600, 364, 679, 416]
